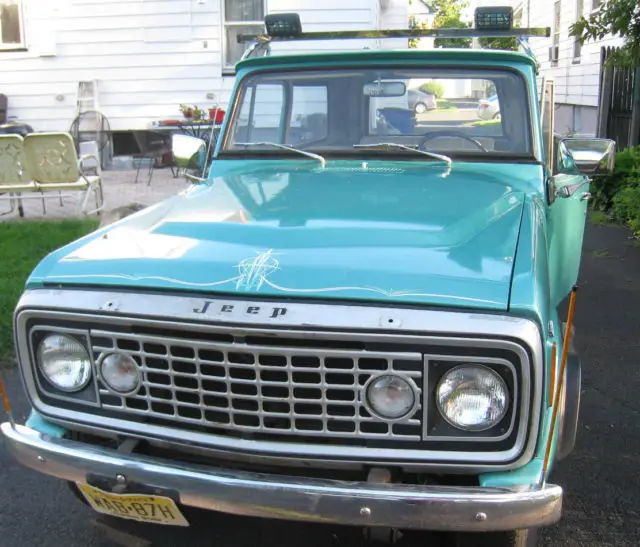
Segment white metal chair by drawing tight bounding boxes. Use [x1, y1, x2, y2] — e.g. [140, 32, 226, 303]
[23, 132, 105, 215]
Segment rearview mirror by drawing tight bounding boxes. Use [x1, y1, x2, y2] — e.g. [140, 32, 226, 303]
[171, 133, 207, 170]
[558, 137, 616, 176]
[363, 81, 407, 97]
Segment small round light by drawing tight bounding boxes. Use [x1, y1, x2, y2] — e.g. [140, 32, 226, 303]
[37, 334, 92, 392]
[436, 365, 509, 432]
[365, 374, 416, 420]
[100, 353, 141, 394]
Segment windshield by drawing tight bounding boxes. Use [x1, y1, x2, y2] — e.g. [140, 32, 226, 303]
[220, 67, 533, 159]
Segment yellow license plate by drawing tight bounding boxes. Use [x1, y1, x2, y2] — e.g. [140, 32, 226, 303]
[76, 483, 189, 527]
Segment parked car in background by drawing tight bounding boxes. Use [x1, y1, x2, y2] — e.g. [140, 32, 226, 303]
[408, 88, 437, 113]
[477, 94, 500, 120]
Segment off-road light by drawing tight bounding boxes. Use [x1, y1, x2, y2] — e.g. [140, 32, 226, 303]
[265, 13, 302, 37]
[365, 374, 417, 420]
[475, 7, 513, 30]
[100, 353, 141, 395]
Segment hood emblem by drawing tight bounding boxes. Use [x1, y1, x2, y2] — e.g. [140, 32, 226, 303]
[236, 249, 279, 291]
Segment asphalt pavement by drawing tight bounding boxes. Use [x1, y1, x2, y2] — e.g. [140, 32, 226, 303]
[0, 219, 638, 547]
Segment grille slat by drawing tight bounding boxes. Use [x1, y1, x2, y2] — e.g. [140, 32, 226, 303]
[92, 329, 423, 442]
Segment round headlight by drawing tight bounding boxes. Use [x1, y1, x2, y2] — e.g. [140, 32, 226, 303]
[37, 334, 92, 392]
[365, 374, 416, 420]
[100, 353, 141, 394]
[436, 365, 509, 432]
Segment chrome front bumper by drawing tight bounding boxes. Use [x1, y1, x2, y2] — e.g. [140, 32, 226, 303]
[1, 422, 562, 532]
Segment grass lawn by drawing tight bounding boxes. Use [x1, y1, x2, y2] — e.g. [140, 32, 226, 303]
[0, 218, 99, 364]
[436, 99, 458, 111]
[465, 119, 501, 128]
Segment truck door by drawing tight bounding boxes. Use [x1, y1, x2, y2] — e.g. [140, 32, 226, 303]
[544, 78, 591, 308]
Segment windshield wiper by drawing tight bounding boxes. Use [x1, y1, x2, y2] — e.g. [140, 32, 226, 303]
[234, 142, 326, 168]
[353, 143, 452, 177]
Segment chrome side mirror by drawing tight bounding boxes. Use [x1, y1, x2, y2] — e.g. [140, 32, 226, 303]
[557, 137, 616, 176]
[171, 133, 207, 170]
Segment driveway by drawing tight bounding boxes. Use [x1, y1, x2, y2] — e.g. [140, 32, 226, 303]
[0, 220, 639, 546]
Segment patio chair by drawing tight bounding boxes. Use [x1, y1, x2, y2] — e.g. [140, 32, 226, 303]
[0, 134, 39, 217]
[132, 130, 172, 186]
[23, 132, 105, 215]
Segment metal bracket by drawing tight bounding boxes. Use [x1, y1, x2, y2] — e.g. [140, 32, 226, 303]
[555, 180, 589, 199]
[185, 173, 207, 184]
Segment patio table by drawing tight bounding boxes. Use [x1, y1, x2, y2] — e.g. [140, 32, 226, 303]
[147, 120, 222, 144]
[146, 120, 223, 178]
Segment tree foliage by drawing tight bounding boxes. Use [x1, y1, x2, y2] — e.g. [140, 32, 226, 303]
[478, 36, 518, 51]
[427, 0, 472, 49]
[408, 10, 429, 49]
[409, 0, 519, 51]
[434, 16, 472, 49]
[408, 0, 472, 49]
[420, 81, 446, 97]
[427, 0, 466, 23]
[569, 0, 640, 67]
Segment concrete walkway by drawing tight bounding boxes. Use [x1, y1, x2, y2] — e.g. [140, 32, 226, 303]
[0, 166, 191, 221]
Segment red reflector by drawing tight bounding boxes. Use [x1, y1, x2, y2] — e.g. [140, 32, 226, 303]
[479, 104, 489, 108]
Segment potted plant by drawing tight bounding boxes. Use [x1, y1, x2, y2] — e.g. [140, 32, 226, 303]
[192, 106, 205, 121]
[209, 107, 226, 124]
[179, 104, 194, 119]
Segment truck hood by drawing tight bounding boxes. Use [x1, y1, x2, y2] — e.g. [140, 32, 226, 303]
[32, 160, 533, 311]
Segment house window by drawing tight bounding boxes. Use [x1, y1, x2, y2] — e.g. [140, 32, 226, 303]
[223, 0, 265, 71]
[573, 0, 583, 60]
[0, 0, 24, 50]
[591, 0, 603, 11]
[550, 0, 561, 65]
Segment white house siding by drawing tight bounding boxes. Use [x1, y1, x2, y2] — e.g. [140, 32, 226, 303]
[520, 0, 624, 135]
[0, 0, 407, 133]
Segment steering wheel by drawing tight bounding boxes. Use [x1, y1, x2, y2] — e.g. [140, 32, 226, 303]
[418, 130, 488, 153]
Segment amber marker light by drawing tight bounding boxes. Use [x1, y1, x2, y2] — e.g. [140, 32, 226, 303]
[542, 285, 578, 481]
[0, 373, 15, 428]
[549, 342, 557, 408]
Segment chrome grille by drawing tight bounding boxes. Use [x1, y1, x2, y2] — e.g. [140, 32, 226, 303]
[91, 330, 423, 442]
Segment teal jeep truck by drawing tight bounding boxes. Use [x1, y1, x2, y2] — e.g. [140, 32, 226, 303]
[1, 8, 616, 547]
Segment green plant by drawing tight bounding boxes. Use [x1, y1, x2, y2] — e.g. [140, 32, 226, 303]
[179, 104, 205, 120]
[611, 172, 640, 237]
[478, 35, 518, 51]
[570, 0, 640, 68]
[408, 11, 429, 49]
[589, 210, 613, 226]
[424, 0, 473, 49]
[420, 81, 445, 98]
[179, 103, 193, 117]
[590, 145, 640, 211]
[434, 16, 472, 48]
[436, 99, 457, 111]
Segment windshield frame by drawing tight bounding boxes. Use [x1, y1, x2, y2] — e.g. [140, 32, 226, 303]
[216, 62, 538, 163]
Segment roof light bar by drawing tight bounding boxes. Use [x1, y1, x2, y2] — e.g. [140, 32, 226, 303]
[237, 11, 550, 60]
[238, 25, 550, 45]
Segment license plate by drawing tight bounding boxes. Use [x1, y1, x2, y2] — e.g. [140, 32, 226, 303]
[76, 483, 189, 527]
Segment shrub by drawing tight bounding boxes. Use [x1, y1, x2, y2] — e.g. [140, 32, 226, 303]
[420, 81, 445, 99]
[590, 145, 640, 211]
[611, 169, 640, 236]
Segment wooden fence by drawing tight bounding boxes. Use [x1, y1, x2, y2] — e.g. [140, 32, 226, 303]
[597, 46, 640, 150]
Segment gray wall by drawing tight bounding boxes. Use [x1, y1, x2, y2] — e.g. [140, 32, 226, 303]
[554, 103, 599, 137]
